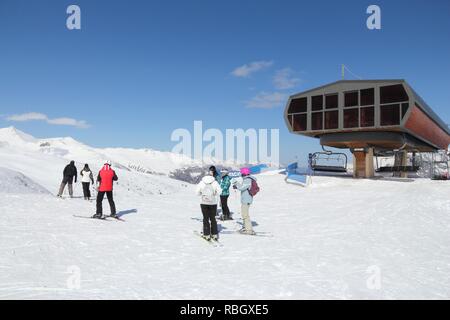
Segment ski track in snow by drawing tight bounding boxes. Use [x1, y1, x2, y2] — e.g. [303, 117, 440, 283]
[1, 175, 450, 299]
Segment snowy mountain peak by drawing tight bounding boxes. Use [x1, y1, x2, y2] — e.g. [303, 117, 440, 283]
[0, 127, 243, 182]
[0, 126, 38, 144]
[43, 136, 89, 148]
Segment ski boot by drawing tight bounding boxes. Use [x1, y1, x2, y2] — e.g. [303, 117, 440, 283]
[239, 228, 256, 236]
[92, 213, 103, 219]
[201, 234, 211, 241]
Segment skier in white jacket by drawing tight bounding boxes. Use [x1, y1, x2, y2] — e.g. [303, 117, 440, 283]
[195, 170, 222, 241]
[80, 164, 95, 200]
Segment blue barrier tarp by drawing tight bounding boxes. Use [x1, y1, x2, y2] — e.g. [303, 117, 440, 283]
[249, 164, 269, 174]
[286, 173, 307, 185]
[229, 164, 270, 178]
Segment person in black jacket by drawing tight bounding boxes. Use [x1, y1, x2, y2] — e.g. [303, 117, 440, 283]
[57, 160, 77, 198]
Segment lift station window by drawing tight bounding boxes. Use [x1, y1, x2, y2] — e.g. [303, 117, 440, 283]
[360, 88, 375, 106]
[325, 94, 338, 109]
[288, 97, 308, 132]
[344, 108, 359, 128]
[293, 114, 307, 131]
[379, 84, 408, 126]
[380, 104, 401, 126]
[312, 112, 323, 130]
[345, 91, 359, 107]
[288, 97, 307, 113]
[380, 84, 408, 104]
[360, 107, 375, 127]
[312, 95, 323, 111]
[325, 110, 339, 129]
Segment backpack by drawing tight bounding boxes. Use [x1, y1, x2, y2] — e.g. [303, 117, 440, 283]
[202, 182, 216, 203]
[248, 178, 260, 197]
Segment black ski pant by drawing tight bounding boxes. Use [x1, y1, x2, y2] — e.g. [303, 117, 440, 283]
[220, 195, 231, 218]
[96, 191, 116, 215]
[82, 182, 91, 199]
[201, 204, 218, 236]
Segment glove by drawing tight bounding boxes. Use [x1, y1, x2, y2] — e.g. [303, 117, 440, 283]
[233, 185, 237, 190]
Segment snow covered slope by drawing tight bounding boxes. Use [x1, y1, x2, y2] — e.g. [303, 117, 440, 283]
[0, 127, 449, 299]
[0, 167, 50, 194]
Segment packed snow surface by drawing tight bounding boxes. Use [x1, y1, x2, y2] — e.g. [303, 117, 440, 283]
[0, 168, 50, 195]
[0, 127, 449, 299]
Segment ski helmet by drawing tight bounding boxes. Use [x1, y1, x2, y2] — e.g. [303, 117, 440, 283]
[240, 167, 250, 176]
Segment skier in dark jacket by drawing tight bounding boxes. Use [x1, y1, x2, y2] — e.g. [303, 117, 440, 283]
[219, 169, 232, 221]
[93, 160, 118, 219]
[57, 160, 77, 198]
[209, 166, 221, 183]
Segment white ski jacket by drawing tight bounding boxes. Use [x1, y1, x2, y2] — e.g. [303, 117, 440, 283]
[80, 169, 94, 184]
[196, 175, 222, 205]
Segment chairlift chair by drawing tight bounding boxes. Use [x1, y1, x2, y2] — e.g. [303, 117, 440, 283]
[375, 149, 421, 174]
[309, 147, 348, 173]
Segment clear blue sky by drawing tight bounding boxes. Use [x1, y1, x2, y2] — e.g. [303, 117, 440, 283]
[1, 0, 449, 165]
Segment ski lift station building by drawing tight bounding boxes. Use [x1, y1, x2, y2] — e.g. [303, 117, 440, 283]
[284, 80, 450, 178]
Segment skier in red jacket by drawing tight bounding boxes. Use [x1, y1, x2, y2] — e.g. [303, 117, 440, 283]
[93, 160, 118, 219]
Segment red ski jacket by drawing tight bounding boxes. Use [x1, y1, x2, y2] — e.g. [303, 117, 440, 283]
[97, 165, 118, 192]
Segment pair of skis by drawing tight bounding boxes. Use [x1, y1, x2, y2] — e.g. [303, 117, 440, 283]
[193, 231, 223, 247]
[73, 214, 125, 222]
[220, 230, 273, 238]
[193, 225, 273, 248]
[216, 217, 273, 237]
[193, 229, 273, 247]
[193, 212, 274, 247]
